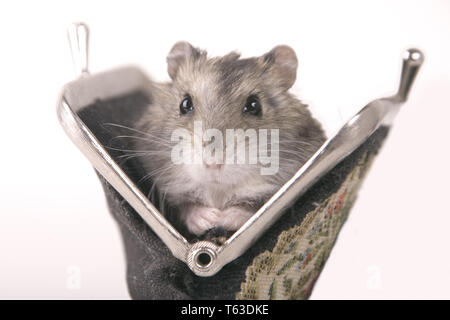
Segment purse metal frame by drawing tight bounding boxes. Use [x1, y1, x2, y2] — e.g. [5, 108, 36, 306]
[57, 23, 423, 276]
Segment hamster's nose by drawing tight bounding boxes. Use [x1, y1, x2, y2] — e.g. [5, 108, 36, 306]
[204, 162, 223, 170]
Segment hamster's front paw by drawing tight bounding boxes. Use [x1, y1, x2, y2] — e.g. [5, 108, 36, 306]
[182, 205, 221, 236]
[220, 206, 254, 231]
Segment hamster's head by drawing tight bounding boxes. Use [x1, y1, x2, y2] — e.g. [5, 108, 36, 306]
[138, 42, 325, 206]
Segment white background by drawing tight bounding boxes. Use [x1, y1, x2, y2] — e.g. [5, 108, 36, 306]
[0, 0, 449, 299]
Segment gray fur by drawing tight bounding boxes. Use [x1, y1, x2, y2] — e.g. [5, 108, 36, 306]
[135, 42, 326, 236]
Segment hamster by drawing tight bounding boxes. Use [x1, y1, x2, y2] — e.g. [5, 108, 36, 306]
[135, 41, 326, 237]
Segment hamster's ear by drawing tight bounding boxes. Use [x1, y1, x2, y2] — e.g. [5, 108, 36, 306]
[167, 41, 200, 79]
[262, 45, 298, 90]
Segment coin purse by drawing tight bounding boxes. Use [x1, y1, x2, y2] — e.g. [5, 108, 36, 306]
[57, 23, 423, 299]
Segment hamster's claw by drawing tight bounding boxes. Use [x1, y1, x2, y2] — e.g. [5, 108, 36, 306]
[182, 205, 254, 237]
[183, 205, 221, 236]
[220, 206, 254, 231]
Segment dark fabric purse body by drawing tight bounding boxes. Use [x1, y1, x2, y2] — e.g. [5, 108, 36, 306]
[84, 92, 389, 299]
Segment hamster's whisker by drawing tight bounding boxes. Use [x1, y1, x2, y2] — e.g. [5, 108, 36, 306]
[139, 165, 177, 184]
[116, 152, 149, 159]
[116, 150, 171, 159]
[104, 123, 175, 146]
[116, 152, 172, 165]
[279, 140, 316, 147]
[117, 154, 146, 164]
[103, 123, 152, 136]
[105, 145, 171, 153]
[110, 135, 173, 147]
[278, 149, 310, 158]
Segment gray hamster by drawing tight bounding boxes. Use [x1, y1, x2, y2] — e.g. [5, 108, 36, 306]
[135, 42, 326, 237]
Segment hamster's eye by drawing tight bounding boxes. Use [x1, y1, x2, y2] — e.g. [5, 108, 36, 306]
[180, 95, 194, 115]
[243, 95, 262, 116]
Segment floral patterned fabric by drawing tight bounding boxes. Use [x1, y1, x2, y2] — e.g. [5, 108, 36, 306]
[237, 151, 376, 299]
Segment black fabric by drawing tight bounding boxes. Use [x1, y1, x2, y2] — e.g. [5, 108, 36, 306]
[78, 92, 389, 299]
